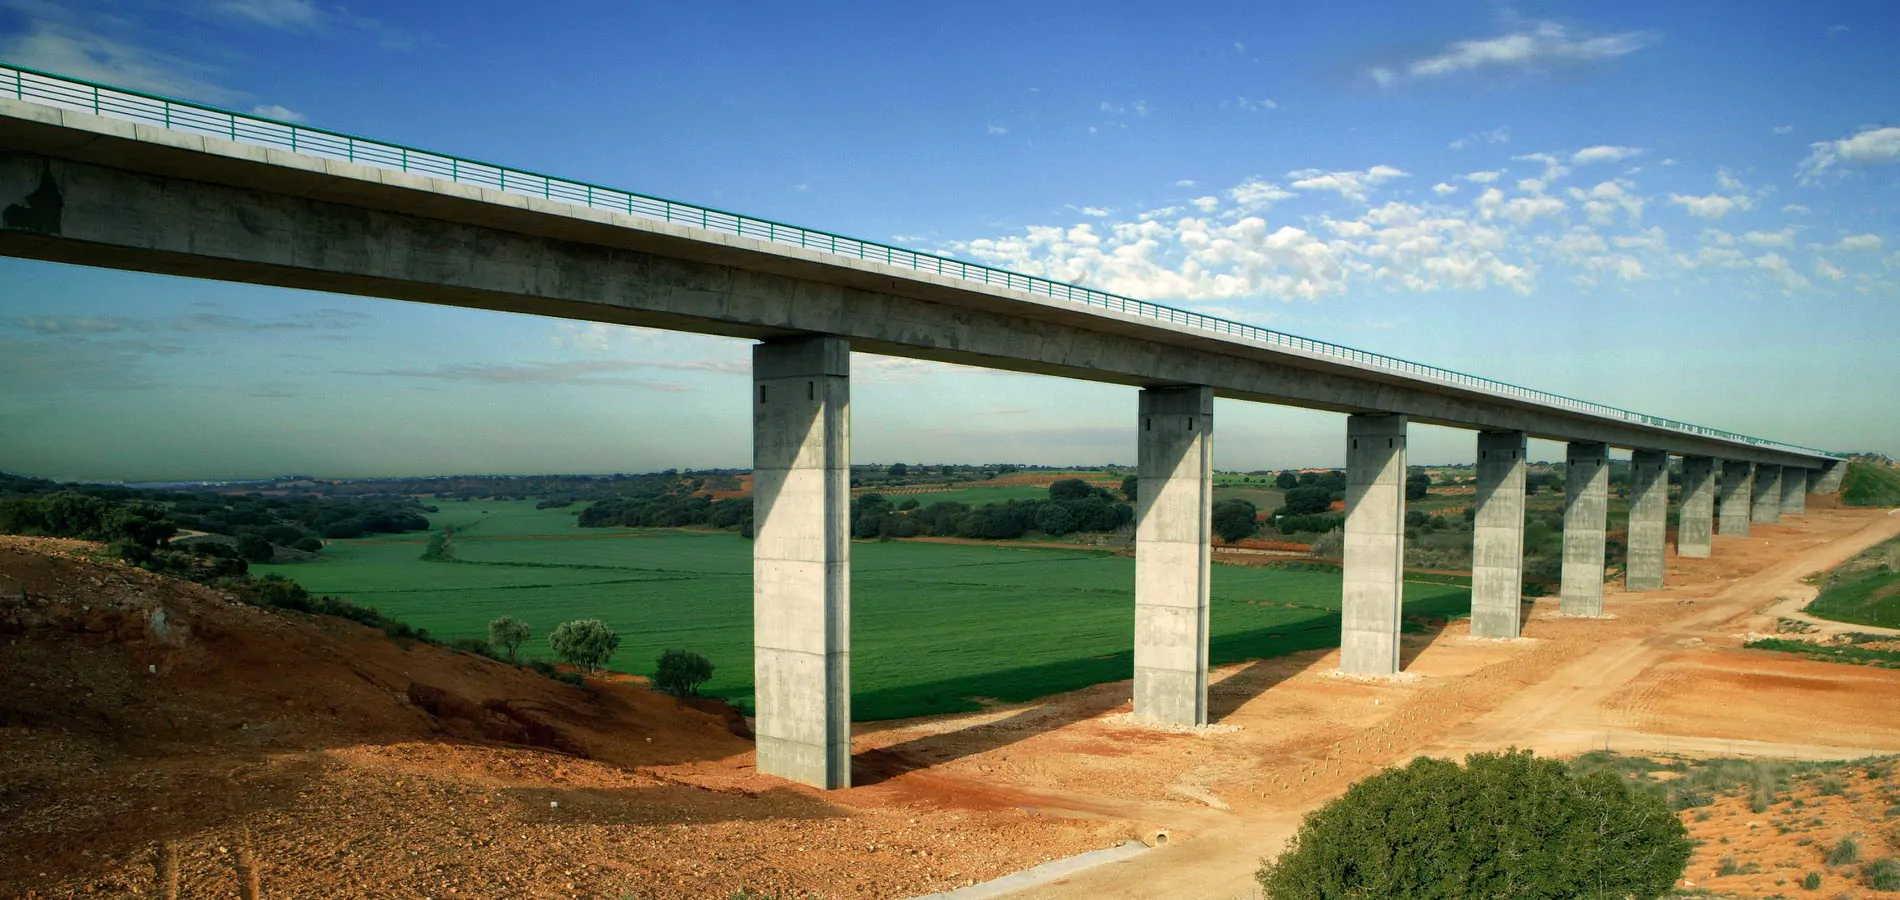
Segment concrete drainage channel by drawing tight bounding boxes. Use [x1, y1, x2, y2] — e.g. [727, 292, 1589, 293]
[906, 835, 1162, 899]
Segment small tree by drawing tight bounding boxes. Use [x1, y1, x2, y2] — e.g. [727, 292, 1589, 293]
[653, 649, 714, 698]
[1405, 471, 1431, 501]
[548, 619, 620, 673]
[1048, 478, 1095, 502]
[1275, 470, 1299, 490]
[1121, 474, 1138, 502]
[1211, 499, 1259, 543]
[1258, 749, 1690, 900]
[887, 462, 909, 478]
[487, 615, 531, 664]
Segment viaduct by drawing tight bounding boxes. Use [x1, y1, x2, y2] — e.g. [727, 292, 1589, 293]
[0, 65, 1844, 789]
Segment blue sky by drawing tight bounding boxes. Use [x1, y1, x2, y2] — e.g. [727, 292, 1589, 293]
[2, 0, 1897, 481]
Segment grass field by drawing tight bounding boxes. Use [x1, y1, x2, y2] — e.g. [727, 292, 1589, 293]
[870, 484, 1061, 506]
[258, 501, 1471, 721]
[1805, 535, 1900, 630]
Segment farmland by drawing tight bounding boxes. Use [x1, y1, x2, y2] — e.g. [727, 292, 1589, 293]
[257, 500, 1471, 720]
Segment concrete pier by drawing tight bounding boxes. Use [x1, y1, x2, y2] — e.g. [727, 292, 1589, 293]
[1718, 462, 1753, 536]
[1625, 449, 1669, 591]
[1133, 386, 1213, 725]
[1341, 414, 1407, 675]
[1561, 442, 1610, 616]
[1814, 461, 1847, 494]
[1471, 431, 1527, 639]
[1781, 466, 1808, 516]
[1752, 464, 1783, 524]
[751, 336, 852, 789]
[1678, 456, 1715, 558]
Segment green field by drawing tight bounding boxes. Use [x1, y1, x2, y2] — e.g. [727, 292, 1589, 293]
[871, 484, 1060, 506]
[258, 501, 1470, 721]
[1842, 462, 1900, 507]
[1806, 536, 1900, 630]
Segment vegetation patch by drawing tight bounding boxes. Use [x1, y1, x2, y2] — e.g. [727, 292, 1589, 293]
[1804, 534, 1900, 629]
[1743, 636, 1900, 669]
[1841, 460, 1900, 507]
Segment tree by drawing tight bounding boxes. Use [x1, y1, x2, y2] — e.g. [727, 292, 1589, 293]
[488, 616, 531, 664]
[1033, 502, 1077, 536]
[1257, 749, 1690, 900]
[236, 534, 275, 563]
[1121, 474, 1138, 502]
[887, 462, 909, 478]
[1048, 478, 1094, 502]
[653, 649, 714, 698]
[1211, 499, 1259, 543]
[1405, 471, 1431, 501]
[1275, 470, 1300, 490]
[1283, 486, 1335, 516]
[548, 619, 620, 673]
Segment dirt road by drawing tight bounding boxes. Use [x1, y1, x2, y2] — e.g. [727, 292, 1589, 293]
[848, 505, 1900, 900]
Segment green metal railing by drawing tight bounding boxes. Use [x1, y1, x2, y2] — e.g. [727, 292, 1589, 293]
[0, 61, 1840, 460]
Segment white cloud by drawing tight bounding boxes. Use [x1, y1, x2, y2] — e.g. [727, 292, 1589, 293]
[1191, 196, 1222, 212]
[1226, 180, 1293, 211]
[0, 14, 238, 101]
[1671, 194, 1745, 219]
[217, 0, 322, 29]
[1753, 252, 1811, 292]
[1285, 165, 1408, 202]
[1174, 179, 1199, 188]
[1448, 126, 1511, 150]
[1512, 153, 1570, 182]
[1517, 178, 1547, 194]
[1500, 195, 1567, 224]
[1572, 145, 1643, 165]
[250, 104, 305, 122]
[1382, 21, 1657, 83]
[986, 123, 1008, 136]
[1432, 182, 1459, 196]
[1715, 168, 1750, 193]
[1782, 204, 1811, 215]
[1567, 180, 1645, 226]
[1797, 126, 1900, 184]
[1835, 234, 1883, 252]
[1741, 228, 1797, 248]
[1225, 97, 1277, 112]
[1070, 205, 1109, 218]
[1370, 67, 1397, 87]
[1773, 125, 1794, 135]
[1815, 258, 1845, 282]
[1461, 170, 1503, 184]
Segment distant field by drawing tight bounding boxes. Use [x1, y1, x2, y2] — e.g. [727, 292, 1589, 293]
[1806, 535, 1900, 630]
[870, 484, 1060, 506]
[259, 500, 1470, 721]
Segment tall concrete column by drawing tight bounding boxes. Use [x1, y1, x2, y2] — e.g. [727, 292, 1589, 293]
[1561, 442, 1610, 616]
[1134, 386, 1213, 725]
[1781, 466, 1808, 516]
[1678, 456, 1715, 558]
[751, 336, 851, 789]
[1342, 414, 1407, 675]
[1625, 450, 1669, 591]
[1814, 461, 1847, 494]
[1471, 431, 1527, 639]
[1718, 461, 1752, 536]
[1752, 464, 1783, 524]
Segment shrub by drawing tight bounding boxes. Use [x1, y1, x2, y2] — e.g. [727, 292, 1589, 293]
[487, 615, 531, 664]
[1803, 871, 1822, 889]
[450, 636, 497, 659]
[653, 649, 715, 698]
[1282, 485, 1334, 516]
[1867, 858, 1900, 890]
[548, 619, 620, 673]
[1256, 750, 1690, 900]
[1826, 836, 1860, 866]
[1211, 499, 1259, 543]
[1309, 528, 1344, 559]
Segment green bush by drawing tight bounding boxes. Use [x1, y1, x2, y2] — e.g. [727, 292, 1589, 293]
[653, 649, 715, 698]
[548, 618, 620, 673]
[487, 615, 531, 664]
[1802, 870, 1821, 889]
[1867, 858, 1900, 890]
[1826, 835, 1860, 866]
[1257, 750, 1690, 900]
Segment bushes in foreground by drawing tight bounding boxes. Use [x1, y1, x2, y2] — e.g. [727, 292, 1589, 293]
[1257, 749, 1689, 900]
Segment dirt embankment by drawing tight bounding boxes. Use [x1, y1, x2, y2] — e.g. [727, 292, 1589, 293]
[0, 537, 1121, 900]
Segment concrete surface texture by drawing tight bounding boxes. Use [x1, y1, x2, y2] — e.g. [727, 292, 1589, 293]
[1814, 460, 1847, 493]
[1132, 387, 1215, 726]
[1781, 466, 1808, 516]
[1470, 430, 1528, 639]
[1753, 465, 1784, 524]
[1561, 442, 1611, 616]
[750, 336, 853, 789]
[1341, 414, 1408, 675]
[1678, 456, 1715, 558]
[0, 102, 1835, 471]
[1625, 450, 1669, 591]
[1718, 461, 1753, 536]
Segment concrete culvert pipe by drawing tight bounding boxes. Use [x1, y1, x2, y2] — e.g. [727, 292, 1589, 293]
[1148, 829, 1170, 847]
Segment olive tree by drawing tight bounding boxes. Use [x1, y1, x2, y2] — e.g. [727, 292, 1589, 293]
[548, 618, 620, 673]
[487, 615, 531, 664]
